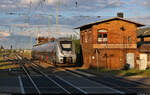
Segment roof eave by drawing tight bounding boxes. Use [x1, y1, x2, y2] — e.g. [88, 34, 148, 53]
[74, 17, 145, 29]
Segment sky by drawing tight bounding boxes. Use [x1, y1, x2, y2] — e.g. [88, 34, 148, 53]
[0, 0, 150, 49]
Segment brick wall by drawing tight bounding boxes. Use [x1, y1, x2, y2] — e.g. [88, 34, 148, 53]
[92, 20, 137, 44]
[80, 19, 139, 69]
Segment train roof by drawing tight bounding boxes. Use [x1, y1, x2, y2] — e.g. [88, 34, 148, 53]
[56, 37, 72, 41]
[33, 37, 72, 47]
[33, 41, 54, 47]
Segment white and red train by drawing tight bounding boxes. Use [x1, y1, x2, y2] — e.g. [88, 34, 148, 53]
[31, 38, 76, 65]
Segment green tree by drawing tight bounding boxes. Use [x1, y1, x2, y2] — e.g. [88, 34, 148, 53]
[69, 34, 83, 66]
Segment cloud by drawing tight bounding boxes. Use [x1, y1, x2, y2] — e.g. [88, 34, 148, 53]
[0, 0, 150, 49]
[1, 5, 7, 8]
[0, 34, 33, 49]
[0, 0, 129, 16]
[0, 32, 11, 38]
[11, 24, 76, 38]
[131, 15, 150, 25]
[20, 0, 39, 4]
[20, 0, 56, 4]
[47, 0, 56, 4]
[133, 0, 150, 9]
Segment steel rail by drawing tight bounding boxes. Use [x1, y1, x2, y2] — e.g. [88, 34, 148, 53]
[55, 75, 88, 94]
[15, 54, 41, 94]
[64, 68, 150, 94]
[19, 55, 150, 94]
[17, 54, 71, 94]
[26, 58, 125, 94]
[59, 70, 125, 94]
[111, 75, 150, 87]
[47, 66, 147, 94]
[29, 62, 71, 94]
[30, 61, 88, 94]
[53, 66, 150, 89]
[32, 62, 124, 94]
[13, 54, 150, 94]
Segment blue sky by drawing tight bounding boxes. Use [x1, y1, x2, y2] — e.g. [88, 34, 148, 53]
[0, 0, 150, 49]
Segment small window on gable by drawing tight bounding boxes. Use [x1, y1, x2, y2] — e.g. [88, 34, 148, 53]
[97, 29, 108, 43]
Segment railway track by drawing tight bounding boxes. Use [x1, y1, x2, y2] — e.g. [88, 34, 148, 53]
[15, 54, 89, 94]
[26, 56, 149, 95]
[63, 68, 150, 95]
[15, 54, 150, 94]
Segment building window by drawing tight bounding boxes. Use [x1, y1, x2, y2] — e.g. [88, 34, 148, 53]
[120, 26, 125, 31]
[97, 29, 108, 43]
[128, 36, 131, 44]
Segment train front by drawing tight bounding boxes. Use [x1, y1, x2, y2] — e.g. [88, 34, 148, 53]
[57, 39, 76, 64]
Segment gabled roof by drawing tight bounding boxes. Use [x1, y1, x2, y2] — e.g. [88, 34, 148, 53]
[74, 17, 145, 29]
[137, 26, 150, 37]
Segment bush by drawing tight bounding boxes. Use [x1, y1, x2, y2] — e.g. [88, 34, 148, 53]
[72, 39, 83, 67]
[73, 39, 80, 54]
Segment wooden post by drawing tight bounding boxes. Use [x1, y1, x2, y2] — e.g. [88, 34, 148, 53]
[96, 49, 99, 72]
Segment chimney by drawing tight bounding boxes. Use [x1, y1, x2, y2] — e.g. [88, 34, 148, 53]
[117, 12, 124, 18]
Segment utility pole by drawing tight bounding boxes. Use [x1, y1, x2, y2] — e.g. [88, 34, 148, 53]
[29, 30, 33, 50]
[56, 0, 59, 38]
[29, 0, 32, 49]
[36, 26, 40, 44]
[48, 14, 51, 41]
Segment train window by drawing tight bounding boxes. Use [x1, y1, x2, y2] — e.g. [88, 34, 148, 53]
[62, 44, 71, 48]
[60, 41, 72, 51]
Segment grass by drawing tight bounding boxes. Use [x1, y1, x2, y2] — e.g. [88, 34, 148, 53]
[0, 49, 32, 70]
[22, 52, 31, 59]
[0, 65, 20, 70]
[0, 50, 17, 70]
[80, 67, 150, 77]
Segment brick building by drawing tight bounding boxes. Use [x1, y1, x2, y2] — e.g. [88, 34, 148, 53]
[137, 27, 150, 69]
[75, 13, 145, 69]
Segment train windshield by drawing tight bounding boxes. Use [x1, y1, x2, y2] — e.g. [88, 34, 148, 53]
[60, 41, 72, 51]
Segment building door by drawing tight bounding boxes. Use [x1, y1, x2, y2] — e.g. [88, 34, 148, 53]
[126, 53, 135, 69]
[139, 54, 147, 70]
